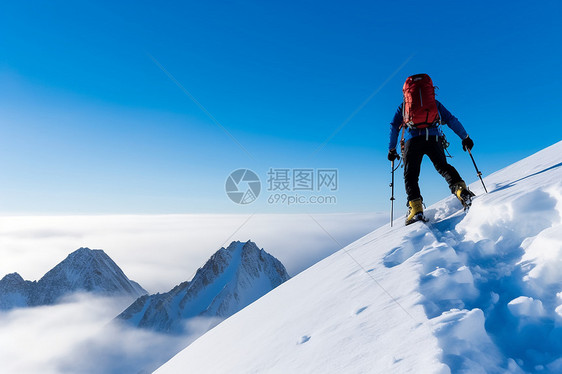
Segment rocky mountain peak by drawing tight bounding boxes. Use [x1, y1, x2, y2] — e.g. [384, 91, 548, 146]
[0, 247, 146, 310]
[117, 240, 289, 334]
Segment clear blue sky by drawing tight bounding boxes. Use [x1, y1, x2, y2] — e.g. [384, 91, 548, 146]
[1, 0, 561, 214]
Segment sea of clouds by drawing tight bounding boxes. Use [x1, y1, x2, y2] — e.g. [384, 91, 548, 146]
[0, 213, 386, 373]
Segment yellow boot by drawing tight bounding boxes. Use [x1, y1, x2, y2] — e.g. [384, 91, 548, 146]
[454, 181, 475, 209]
[405, 198, 425, 225]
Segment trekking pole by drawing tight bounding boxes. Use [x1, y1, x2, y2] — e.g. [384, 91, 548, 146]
[468, 149, 488, 193]
[390, 160, 395, 227]
[389, 158, 399, 226]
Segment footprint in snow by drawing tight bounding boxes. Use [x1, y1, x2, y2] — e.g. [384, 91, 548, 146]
[355, 306, 368, 315]
[383, 230, 434, 268]
[297, 335, 311, 345]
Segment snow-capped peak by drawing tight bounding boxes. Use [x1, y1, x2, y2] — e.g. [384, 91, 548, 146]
[117, 240, 290, 334]
[33, 247, 147, 305]
[0, 272, 27, 287]
[0, 273, 34, 310]
[0, 247, 147, 310]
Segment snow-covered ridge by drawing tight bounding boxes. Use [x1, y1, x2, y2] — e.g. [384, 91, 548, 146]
[156, 141, 562, 374]
[117, 240, 290, 334]
[0, 247, 146, 309]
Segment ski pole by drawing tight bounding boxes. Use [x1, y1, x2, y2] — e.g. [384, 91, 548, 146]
[390, 159, 396, 227]
[468, 149, 488, 193]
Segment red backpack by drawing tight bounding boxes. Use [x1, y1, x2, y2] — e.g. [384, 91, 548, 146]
[402, 74, 440, 129]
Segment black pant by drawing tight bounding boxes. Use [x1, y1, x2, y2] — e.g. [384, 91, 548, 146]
[403, 135, 463, 202]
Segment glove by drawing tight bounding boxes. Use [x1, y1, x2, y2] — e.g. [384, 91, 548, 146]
[388, 149, 399, 161]
[462, 136, 474, 151]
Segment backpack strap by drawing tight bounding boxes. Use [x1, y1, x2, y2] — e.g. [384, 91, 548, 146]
[400, 101, 406, 158]
[399, 124, 406, 158]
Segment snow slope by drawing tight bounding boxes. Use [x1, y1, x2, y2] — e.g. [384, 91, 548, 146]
[0, 247, 146, 309]
[117, 240, 290, 334]
[156, 141, 562, 374]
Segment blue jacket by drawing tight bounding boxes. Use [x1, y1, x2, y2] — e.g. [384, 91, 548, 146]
[388, 100, 468, 151]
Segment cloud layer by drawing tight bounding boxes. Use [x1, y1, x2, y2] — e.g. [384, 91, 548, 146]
[0, 294, 212, 374]
[0, 213, 385, 293]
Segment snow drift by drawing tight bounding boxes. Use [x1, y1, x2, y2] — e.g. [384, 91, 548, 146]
[156, 141, 562, 374]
